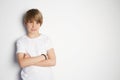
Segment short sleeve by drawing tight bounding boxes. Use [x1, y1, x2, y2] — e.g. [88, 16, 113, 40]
[46, 37, 53, 50]
[16, 40, 26, 54]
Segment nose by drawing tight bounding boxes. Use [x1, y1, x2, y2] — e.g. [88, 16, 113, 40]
[32, 22, 36, 28]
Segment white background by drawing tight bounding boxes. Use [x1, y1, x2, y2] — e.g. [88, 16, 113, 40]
[0, 0, 120, 80]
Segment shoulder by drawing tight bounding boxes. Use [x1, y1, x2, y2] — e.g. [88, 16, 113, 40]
[41, 33, 51, 40]
[16, 35, 27, 43]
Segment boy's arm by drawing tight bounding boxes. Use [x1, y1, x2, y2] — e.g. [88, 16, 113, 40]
[34, 48, 56, 67]
[16, 53, 45, 68]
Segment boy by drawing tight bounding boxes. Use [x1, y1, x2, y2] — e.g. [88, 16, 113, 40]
[16, 9, 56, 80]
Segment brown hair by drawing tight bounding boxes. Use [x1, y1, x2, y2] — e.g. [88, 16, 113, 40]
[24, 9, 43, 25]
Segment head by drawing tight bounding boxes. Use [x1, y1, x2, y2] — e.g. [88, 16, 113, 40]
[23, 9, 43, 34]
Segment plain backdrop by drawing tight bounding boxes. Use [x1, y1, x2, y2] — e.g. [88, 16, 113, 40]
[0, 0, 120, 80]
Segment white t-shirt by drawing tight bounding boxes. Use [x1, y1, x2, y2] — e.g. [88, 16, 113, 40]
[16, 33, 54, 80]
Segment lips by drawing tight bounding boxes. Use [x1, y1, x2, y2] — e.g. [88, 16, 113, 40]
[31, 29, 36, 31]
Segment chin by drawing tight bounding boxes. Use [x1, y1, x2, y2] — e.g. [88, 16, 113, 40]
[31, 31, 38, 33]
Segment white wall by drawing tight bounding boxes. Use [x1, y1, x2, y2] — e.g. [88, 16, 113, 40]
[0, 0, 120, 80]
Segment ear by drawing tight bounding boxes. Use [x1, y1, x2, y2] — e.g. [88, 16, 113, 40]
[23, 22, 27, 27]
[24, 22, 26, 25]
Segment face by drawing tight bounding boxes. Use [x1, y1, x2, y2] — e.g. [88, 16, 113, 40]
[25, 20, 41, 34]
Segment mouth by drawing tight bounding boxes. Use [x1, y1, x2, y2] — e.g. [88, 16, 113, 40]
[31, 29, 37, 31]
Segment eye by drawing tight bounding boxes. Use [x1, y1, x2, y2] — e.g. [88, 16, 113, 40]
[36, 22, 40, 24]
[29, 20, 33, 23]
[27, 20, 32, 23]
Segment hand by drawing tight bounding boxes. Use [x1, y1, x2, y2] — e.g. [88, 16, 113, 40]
[24, 53, 31, 58]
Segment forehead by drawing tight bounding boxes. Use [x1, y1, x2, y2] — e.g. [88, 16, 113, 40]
[27, 18, 38, 22]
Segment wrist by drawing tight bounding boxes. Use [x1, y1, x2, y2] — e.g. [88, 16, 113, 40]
[41, 54, 47, 60]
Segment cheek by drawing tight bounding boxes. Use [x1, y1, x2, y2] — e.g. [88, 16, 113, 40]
[37, 25, 40, 29]
[26, 26, 32, 31]
[37, 26, 40, 29]
[27, 24, 31, 27]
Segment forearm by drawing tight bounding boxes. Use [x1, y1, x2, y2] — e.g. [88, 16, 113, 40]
[34, 48, 56, 67]
[34, 59, 56, 67]
[20, 55, 44, 68]
[20, 48, 56, 67]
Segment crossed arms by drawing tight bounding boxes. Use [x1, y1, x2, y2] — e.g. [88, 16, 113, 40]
[16, 48, 56, 68]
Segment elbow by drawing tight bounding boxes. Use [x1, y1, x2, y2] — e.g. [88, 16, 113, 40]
[50, 59, 56, 66]
[19, 63, 25, 68]
[51, 62, 56, 66]
[19, 61, 26, 68]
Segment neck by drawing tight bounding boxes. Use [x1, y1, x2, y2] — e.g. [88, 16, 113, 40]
[27, 32, 40, 38]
